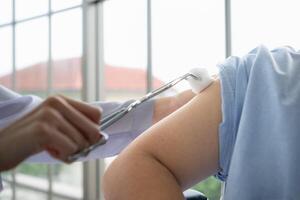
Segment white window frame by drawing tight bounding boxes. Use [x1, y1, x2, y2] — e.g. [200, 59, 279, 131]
[1, 1, 86, 199]
[1, 0, 233, 199]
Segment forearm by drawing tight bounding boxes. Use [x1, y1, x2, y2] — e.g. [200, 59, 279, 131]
[103, 147, 185, 200]
[153, 90, 195, 124]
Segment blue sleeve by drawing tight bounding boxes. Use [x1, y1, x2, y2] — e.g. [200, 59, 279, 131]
[219, 45, 300, 198]
[216, 45, 300, 182]
[216, 47, 257, 181]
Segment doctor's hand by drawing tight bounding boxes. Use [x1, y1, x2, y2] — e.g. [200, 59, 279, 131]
[0, 95, 102, 172]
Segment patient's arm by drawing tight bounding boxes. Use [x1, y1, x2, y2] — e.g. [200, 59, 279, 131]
[152, 90, 195, 124]
[103, 80, 221, 200]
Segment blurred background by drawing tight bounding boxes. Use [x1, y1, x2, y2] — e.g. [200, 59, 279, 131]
[1, 0, 300, 199]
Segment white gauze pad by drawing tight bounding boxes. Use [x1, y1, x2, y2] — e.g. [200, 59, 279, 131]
[187, 68, 213, 94]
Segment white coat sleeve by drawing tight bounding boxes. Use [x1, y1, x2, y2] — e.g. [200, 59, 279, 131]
[26, 100, 154, 163]
[0, 85, 154, 163]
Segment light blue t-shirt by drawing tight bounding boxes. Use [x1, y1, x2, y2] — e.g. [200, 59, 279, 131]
[218, 45, 300, 199]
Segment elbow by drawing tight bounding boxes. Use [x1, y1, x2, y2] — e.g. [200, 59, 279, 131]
[102, 150, 184, 200]
[102, 151, 154, 200]
[102, 159, 121, 200]
[102, 152, 142, 200]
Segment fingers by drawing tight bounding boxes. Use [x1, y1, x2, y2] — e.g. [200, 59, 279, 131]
[0, 119, 79, 171]
[0, 94, 104, 169]
[37, 107, 90, 150]
[43, 96, 102, 144]
[58, 95, 102, 123]
[32, 122, 78, 161]
[18, 95, 103, 163]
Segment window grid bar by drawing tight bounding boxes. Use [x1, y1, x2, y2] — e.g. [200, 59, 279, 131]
[225, 0, 232, 57]
[81, 1, 106, 199]
[81, 0, 87, 102]
[146, 0, 153, 93]
[95, 4, 106, 199]
[47, 166, 53, 200]
[3, 180, 81, 200]
[12, 0, 16, 91]
[82, 2, 88, 199]
[95, 2, 100, 100]
[0, 22, 13, 28]
[2, 1, 232, 199]
[222, 0, 232, 197]
[0, 5, 82, 28]
[6, 1, 84, 199]
[47, 1, 53, 198]
[47, 0, 53, 96]
[97, 4, 107, 197]
[12, 1, 17, 198]
[12, 171, 16, 200]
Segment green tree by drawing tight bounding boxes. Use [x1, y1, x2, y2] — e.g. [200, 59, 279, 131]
[193, 176, 221, 200]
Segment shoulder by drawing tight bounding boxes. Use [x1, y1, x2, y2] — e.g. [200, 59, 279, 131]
[218, 45, 300, 91]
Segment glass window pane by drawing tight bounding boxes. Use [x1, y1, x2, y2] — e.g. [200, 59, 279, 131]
[0, 26, 12, 88]
[52, 163, 83, 199]
[52, 8, 82, 98]
[51, 9, 83, 198]
[103, 0, 147, 175]
[16, 187, 47, 200]
[232, 0, 300, 56]
[15, 17, 48, 97]
[103, 0, 147, 101]
[151, 1, 223, 199]
[152, 0, 225, 91]
[16, 0, 48, 21]
[15, 165, 48, 200]
[52, 196, 74, 200]
[16, 163, 49, 179]
[1, 181, 12, 200]
[51, 0, 82, 11]
[2, 172, 12, 181]
[0, 0, 12, 25]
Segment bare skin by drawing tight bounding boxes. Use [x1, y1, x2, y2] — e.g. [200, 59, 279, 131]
[153, 90, 196, 124]
[0, 89, 194, 172]
[103, 79, 221, 200]
[0, 95, 102, 171]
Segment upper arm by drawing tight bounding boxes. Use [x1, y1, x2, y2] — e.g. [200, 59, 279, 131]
[152, 90, 195, 124]
[122, 79, 221, 189]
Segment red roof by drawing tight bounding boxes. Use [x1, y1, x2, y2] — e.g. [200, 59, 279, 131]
[0, 58, 164, 92]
